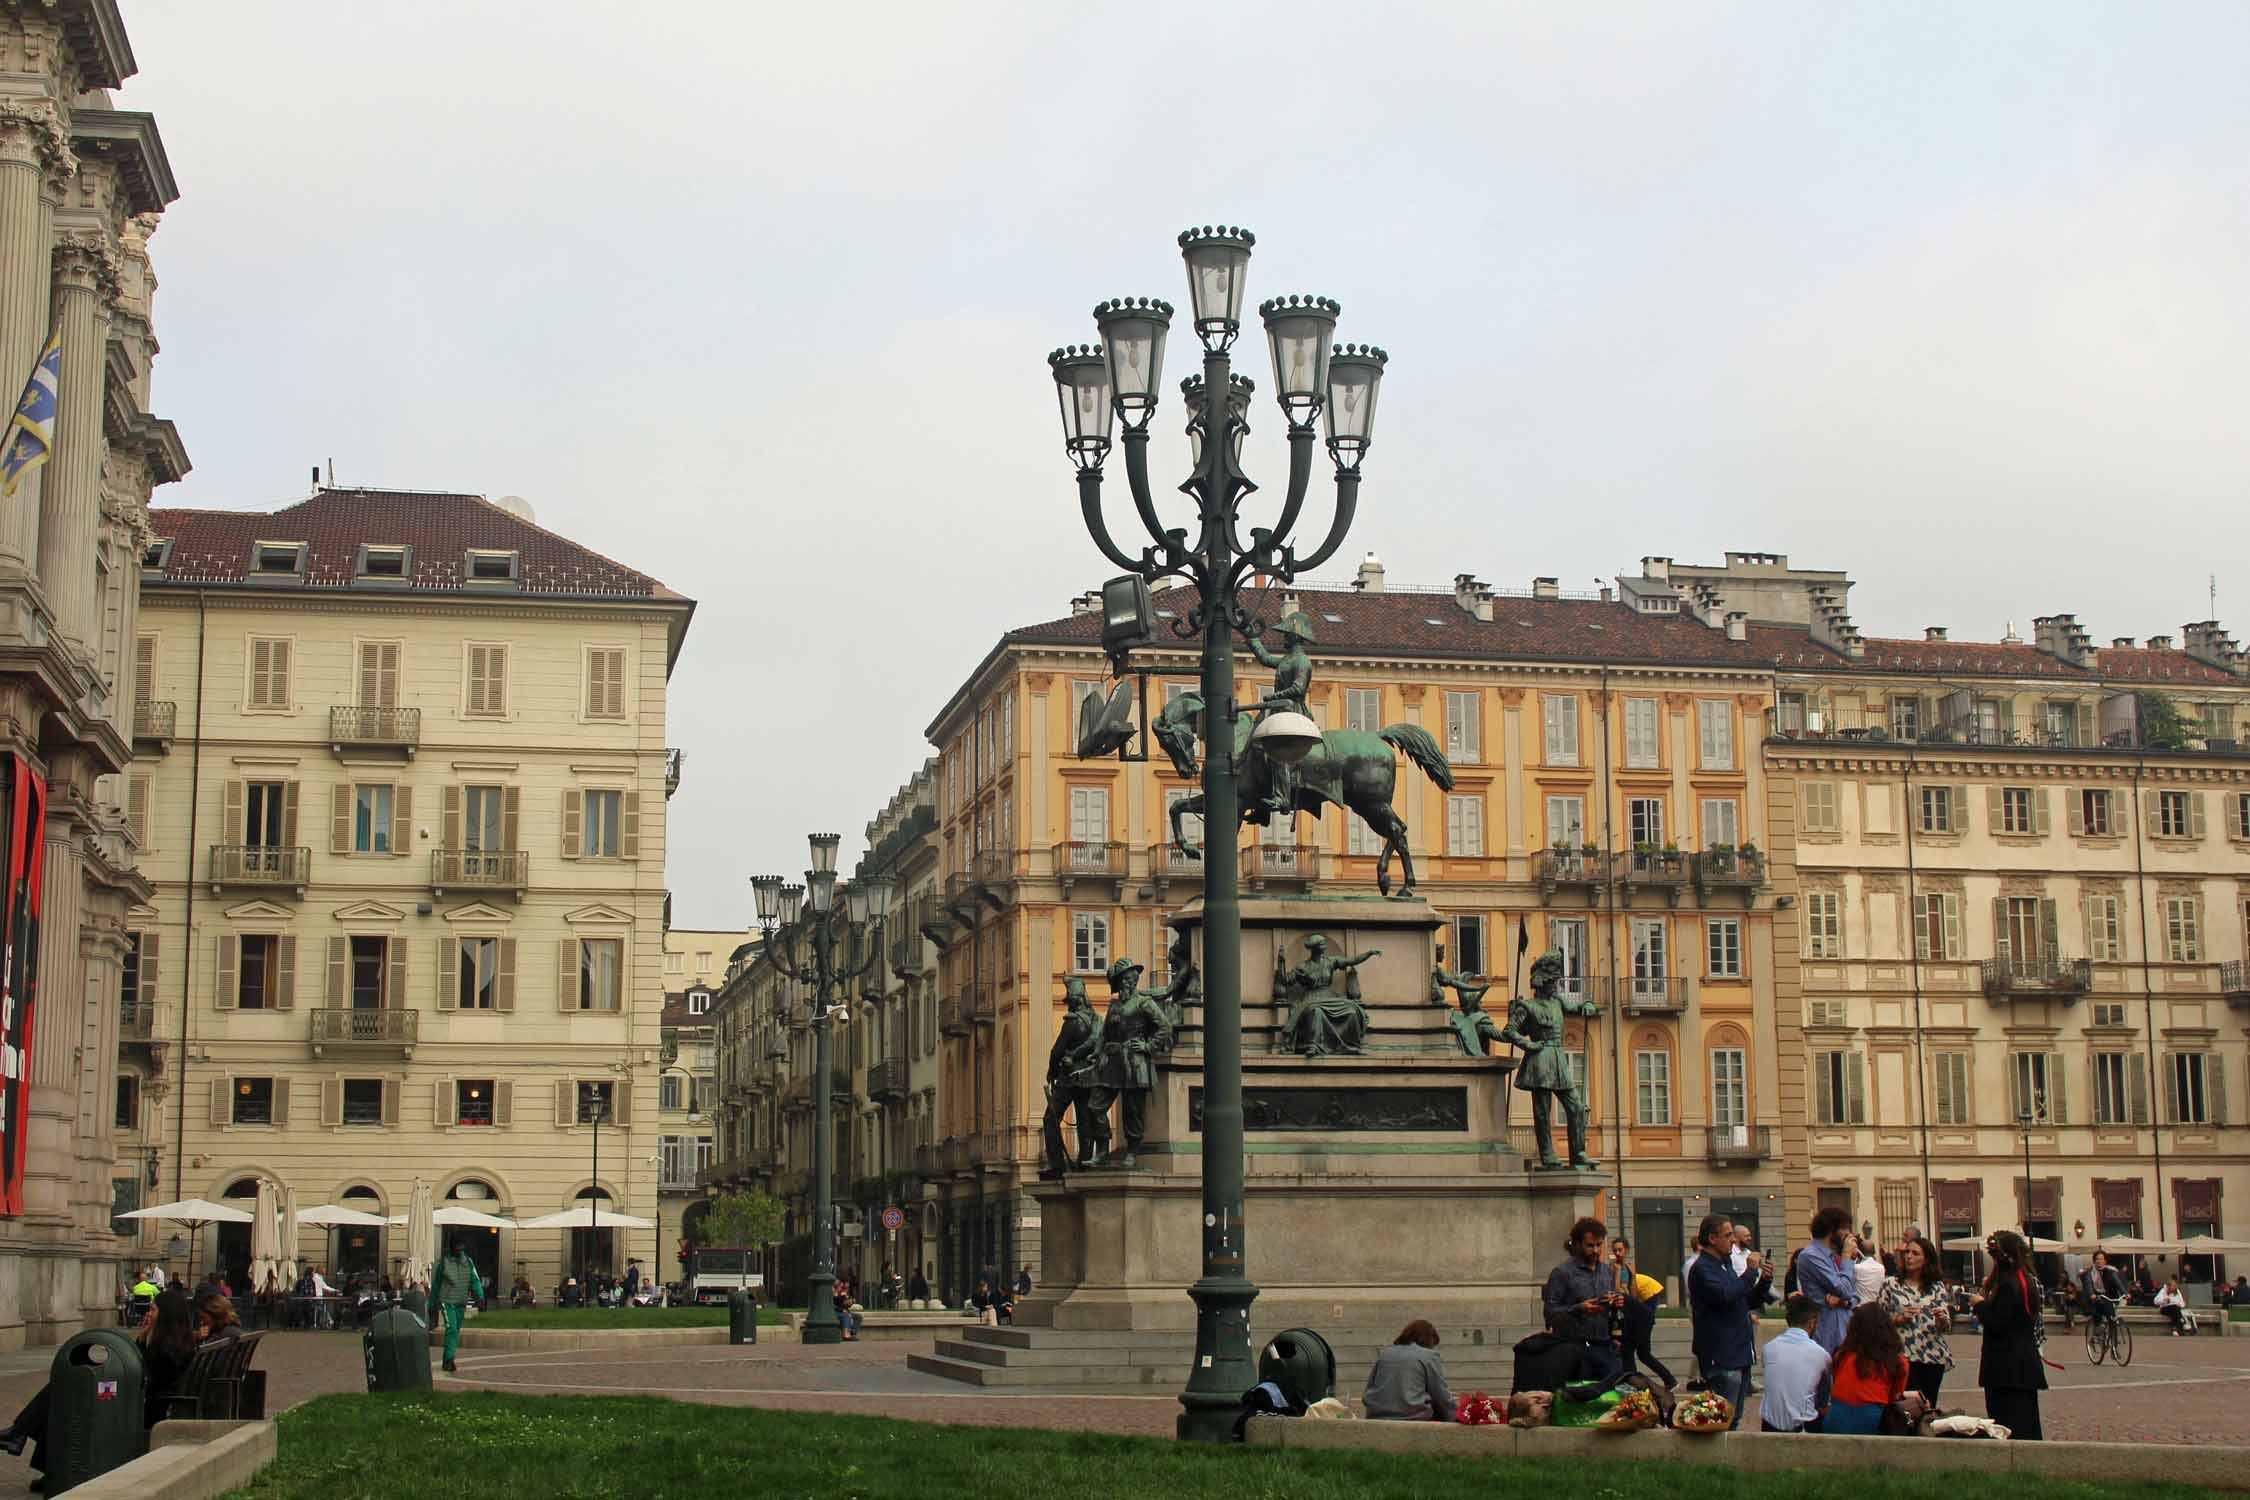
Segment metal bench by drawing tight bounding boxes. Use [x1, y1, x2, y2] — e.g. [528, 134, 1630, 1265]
[160, 1330, 266, 1421]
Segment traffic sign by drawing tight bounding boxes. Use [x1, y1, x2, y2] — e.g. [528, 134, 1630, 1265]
[880, 1206, 906, 1232]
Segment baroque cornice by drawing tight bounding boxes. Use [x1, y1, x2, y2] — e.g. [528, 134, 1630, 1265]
[1765, 742, 2250, 785]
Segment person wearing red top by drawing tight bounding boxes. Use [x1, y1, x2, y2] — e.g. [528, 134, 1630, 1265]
[1823, 1303, 1907, 1434]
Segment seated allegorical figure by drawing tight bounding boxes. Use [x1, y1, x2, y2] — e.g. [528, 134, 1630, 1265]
[1274, 934, 1380, 1056]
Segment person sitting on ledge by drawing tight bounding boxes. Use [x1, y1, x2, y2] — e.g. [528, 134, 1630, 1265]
[1362, 1319, 1455, 1421]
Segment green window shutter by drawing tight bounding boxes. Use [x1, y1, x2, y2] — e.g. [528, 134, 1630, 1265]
[2068, 789, 2086, 836]
[214, 935, 237, 1010]
[326, 936, 347, 1007]
[2041, 898, 2060, 961]
[391, 786, 412, 858]
[1992, 897, 2009, 961]
[2047, 1053, 2066, 1124]
[2190, 792, 2208, 840]
[2165, 1054, 2180, 1124]
[2033, 788, 2051, 836]
[331, 784, 352, 854]
[2111, 788, 2129, 836]
[1985, 786, 2005, 830]
[1847, 1054, 1866, 1123]
[2210, 1056, 2228, 1126]
[2129, 1054, 2149, 1125]
[1815, 1055, 1835, 1124]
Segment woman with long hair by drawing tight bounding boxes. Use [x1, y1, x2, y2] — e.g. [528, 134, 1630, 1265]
[1363, 1319, 1455, 1421]
[1822, 1302, 1907, 1434]
[1880, 1234, 1954, 1405]
[0, 1287, 201, 1479]
[1975, 1229, 2046, 1439]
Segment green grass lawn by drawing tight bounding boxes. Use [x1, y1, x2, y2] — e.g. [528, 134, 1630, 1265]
[225, 1393, 2214, 1500]
[468, 1305, 786, 1329]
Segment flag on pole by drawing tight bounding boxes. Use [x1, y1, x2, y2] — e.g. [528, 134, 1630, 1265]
[0, 327, 61, 499]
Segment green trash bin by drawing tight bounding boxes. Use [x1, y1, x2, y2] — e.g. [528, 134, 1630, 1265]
[1257, 1328, 1337, 1408]
[46, 1330, 145, 1495]
[364, 1306, 433, 1392]
[728, 1289, 758, 1345]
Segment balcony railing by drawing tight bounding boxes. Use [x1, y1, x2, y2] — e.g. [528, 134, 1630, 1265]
[665, 748, 685, 797]
[868, 1058, 909, 1100]
[1052, 839, 1126, 895]
[209, 844, 310, 892]
[1980, 956, 2091, 1001]
[1694, 848, 1766, 890]
[913, 1142, 945, 1177]
[939, 997, 970, 1037]
[912, 891, 955, 946]
[967, 985, 997, 1027]
[1536, 848, 1607, 892]
[430, 848, 530, 897]
[1618, 976, 1692, 1015]
[1705, 1123, 1773, 1163]
[1243, 842, 1318, 886]
[328, 704, 420, 752]
[1147, 840, 1205, 880]
[121, 1000, 168, 1046]
[309, 1007, 418, 1050]
[132, 699, 175, 745]
[1620, 849, 1687, 883]
[2223, 960, 2250, 1009]
[973, 847, 1014, 887]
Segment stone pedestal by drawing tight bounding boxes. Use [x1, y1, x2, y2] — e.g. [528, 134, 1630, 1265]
[1027, 895, 1602, 1338]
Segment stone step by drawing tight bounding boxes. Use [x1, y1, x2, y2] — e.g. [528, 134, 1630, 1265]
[908, 1351, 1177, 1388]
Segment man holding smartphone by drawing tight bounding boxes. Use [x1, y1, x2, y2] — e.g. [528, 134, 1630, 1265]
[1543, 1216, 1624, 1382]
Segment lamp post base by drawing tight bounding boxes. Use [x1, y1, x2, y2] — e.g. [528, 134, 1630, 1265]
[803, 1270, 843, 1345]
[1174, 1272, 1258, 1443]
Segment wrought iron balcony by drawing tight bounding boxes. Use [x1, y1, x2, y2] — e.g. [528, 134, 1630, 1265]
[913, 1142, 945, 1177]
[208, 844, 309, 895]
[912, 891, 956, 947]
[1693, 848, 1766, 893]
[121, 999, 168, 1055]
[1705, 1123, 1773, 1164]
[328, 704, 420, 754]
[1147, 840, 1205, 884]
[132, 699, 175, 748]
[1980, 956, 2091, 1002]
[665, 748, 684, 798]
[430, 849, 528, 899]
[868, 1058, 909, 1101]
[1536, 848, 1608, 895]
[1052, 839, 1126, 897]
[309, 1007, 418, 1053]
[1242, 842, 1318, 889]
[967, 985, 997, 1027]
[973, 847, 1014, 887]
[939, 997, 971, 1037]
[1619, 849, 1688, 903]
[2224, 960, 2250, 1010]
[942, 872, 986, 919]
[1618, 976, 1692, 1015]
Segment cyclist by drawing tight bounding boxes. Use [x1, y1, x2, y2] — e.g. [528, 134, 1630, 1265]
[2083, 1251, 2125, 1327]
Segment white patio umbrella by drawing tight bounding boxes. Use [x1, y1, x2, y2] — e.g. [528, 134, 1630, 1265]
[296, 1204, 390, 1227]
[248, 1179, 282, 1293]
[118, 1198, 253, 1284]
[2087, 1236, 2179, 1255]
[1940, 1235, 2070, 1254]
[516, 1204, 656, 1231]
[387, 1206, 517, 1230]
[400, 1180, 437, 1289]
[2179, 1235, 2250, 1254]
[277, 1183, 301, 1287]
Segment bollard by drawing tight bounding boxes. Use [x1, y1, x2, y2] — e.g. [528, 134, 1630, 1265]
[363, 1306, 433, 1392]
[728, 1289, 758, 1345]
[1257, 1327, 1337, 1408]
[46, 1330, 147, 1495]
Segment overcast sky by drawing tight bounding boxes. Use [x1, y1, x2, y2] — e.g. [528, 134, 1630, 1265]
[120, 2, 2250, 925]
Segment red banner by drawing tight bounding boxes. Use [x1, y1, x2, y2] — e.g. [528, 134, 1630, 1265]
[0, 755, 46, 1218]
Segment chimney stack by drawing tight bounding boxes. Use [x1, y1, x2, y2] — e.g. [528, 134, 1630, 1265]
[1070, 590, 1101, 617]
[2112, 637, 2134, 649]
[2182, 621, 2247, 676]
[1725, 611, 1748, 643]
[1532, 576, 1559, 601]
[1452, 574, 1495, 622]
[2032, 614, 2095, 667]
[1640, 556, 1672, 582]
[1354, 552, 1386, 593]
[1924, 626, 1948, 642]
[2148, 633, 2174, 650]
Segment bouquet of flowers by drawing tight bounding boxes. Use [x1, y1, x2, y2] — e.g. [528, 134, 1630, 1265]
[1671, 1389, 1734, 1432]
[1594, 1388, 1661, 1431]
[1454, 1390, 1502, 1426]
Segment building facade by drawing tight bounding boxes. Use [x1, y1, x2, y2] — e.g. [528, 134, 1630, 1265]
[124, 486, 690, 1293]
[657, 924, 739, 1277]
[0, 0, 186, 1345]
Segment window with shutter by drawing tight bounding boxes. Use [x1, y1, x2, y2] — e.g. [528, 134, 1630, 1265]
[126, 775, 150, 847]
[1801, 782, 1839, 832]
[1696, 700, 1734, 769]
[1622, 697, 1659, 768]
[1545, 796, 1586, 849]
[1700, 798, 1739, 848]
[2093, 1052, 2131, 1124]
[1634, 1051, 1672, 1125]
[2166, 897, 2202, 961]
[587, 647, 628, 719]
[1443, 691, 1480, 762]
[357, 642, 400, 708]
[134, 634, 157, 703]
[1445, 794, 1483, 855]
[466, 644, 508, 716]
[2085, 895, 2122, 960]
[1344, 688, 1382, 733]
[1805, 892, 1841, 958]
[1933, 1052, 1971, 1125]
[1543, 695, 1579, 766]
[247, 638, 292, 709]
[1706, 918, 1742, 977]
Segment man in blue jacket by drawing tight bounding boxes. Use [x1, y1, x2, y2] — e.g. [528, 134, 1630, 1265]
[1795, 1206, 1858, 1351]
[1687, 1213, 1770, 1429]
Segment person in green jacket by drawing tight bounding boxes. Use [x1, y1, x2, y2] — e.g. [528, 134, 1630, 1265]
[432, 1240, 485, 1372]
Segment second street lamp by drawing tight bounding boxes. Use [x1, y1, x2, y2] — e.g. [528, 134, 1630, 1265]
[755, 841, 890, 1344]
[1045, 223, 1387, 1442]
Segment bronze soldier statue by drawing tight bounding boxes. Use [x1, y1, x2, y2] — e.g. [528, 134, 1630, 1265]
[1430, 945, 1505, 1058]
[1080, 958, 1174, 1169]
[1244, 609, 1317, 819]
[1039, 979, 1102, 1180]
[1499, 949, 1600, 1170]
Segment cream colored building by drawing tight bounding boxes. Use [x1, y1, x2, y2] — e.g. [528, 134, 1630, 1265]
[0, 0, 187, 1344]
[658, 924, 741, 1268]
[123, 486, 690, 1291]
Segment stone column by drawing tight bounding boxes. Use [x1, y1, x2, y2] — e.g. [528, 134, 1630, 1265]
[23, 782, 83, 1231]
[37, 236, 112, 662]
[0, 102, 67, 576]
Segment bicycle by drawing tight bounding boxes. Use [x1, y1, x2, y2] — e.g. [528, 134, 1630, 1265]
[2084, 1294, 2133, 1367]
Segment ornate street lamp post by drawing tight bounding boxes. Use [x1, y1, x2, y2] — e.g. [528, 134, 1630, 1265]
[753, 836, 892, 1345]
[1046, 225, 1388, 1442]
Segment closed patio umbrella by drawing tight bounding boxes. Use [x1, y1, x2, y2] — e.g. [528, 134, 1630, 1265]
[249, 1179, 282, 1294]
[401, 1180, 436, 1289]
[277, 1182, 301, 1288]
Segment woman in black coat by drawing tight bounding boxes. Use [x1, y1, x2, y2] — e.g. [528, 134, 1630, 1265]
[1973, 1230, 2046, 1440]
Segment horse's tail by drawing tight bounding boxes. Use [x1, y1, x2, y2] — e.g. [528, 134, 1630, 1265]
[1380, 723, 1454, 791]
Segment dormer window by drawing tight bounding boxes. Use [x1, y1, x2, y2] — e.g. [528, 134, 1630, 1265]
[687, 988, 711, 1016]
[354, 544, 410, 581]
[464, 549, 518, 585]
[142, 540, 170, 571]
[251, 542, 305, 578]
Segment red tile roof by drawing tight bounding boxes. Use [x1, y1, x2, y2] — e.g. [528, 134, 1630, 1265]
[146, 487, 681, 600]
[1007, 583, 1771, 667]
[1752, 626, 2241, 687]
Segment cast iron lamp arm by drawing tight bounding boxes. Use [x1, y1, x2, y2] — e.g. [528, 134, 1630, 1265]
[1279, 467, 1361, 580]
[1078, 469, 1154, 577]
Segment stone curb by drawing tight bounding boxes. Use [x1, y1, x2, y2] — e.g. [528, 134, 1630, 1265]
[67, 1419, 277, 1500]
[459, 1326, 800, 1349]
[1248, 1415, 2250, 1490]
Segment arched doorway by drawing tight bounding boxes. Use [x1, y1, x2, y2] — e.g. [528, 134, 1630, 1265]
[216, 1178, 258, 1291]
[334, 1184, 385, 1284]
[446, 1179, 503, 1288]
[570, 1187, 615, 1280]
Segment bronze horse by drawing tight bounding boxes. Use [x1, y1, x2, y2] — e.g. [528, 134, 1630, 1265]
[1154, 692, 1453, 896]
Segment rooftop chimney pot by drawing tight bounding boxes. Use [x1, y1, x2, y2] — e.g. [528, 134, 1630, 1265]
[1925, 626, 1947, 642]
[1354, 552, 1386, 593]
